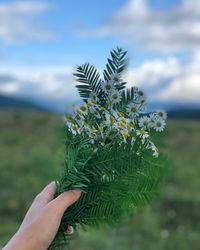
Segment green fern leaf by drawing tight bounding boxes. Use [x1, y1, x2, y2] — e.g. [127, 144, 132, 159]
[103, 47, 128, 90]
[74, 63, 105, 104]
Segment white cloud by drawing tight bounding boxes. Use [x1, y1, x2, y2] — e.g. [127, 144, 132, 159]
[125, 52, 200, 103]
[79, 0, 200, 53]
[0, 1, 55, 44]
[158, 74, 200, 102]
[0, 66, 80, 112]
[125, 57, 180, 88]
[0, 52, 200, 113]
[0, 82, 19, 93]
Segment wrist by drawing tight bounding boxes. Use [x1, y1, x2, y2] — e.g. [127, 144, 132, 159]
[3, 229, 45, 250]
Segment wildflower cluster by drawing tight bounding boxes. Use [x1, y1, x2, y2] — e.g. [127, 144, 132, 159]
[65, 74, 166, 159]
[51, 48, 168, 250]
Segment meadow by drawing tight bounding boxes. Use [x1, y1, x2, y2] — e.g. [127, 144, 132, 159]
[0, 110, 200, 250]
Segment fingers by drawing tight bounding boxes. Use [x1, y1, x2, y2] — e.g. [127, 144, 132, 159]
[34, 182, 56, 206]
[49, 190, 81, 216]
[65, 225, 74, 234]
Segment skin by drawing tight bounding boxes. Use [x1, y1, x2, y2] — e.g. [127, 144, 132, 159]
[3, 182, 81, 250]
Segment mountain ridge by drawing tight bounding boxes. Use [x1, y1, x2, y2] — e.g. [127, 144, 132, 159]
[0, 93, 200, 118]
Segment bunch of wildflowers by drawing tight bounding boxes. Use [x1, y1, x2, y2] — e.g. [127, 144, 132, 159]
[65, 79, 166, 159]
[51, 48, 167, 250]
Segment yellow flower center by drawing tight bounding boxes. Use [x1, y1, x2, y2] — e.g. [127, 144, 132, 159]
[127, 125, 130, 131]
[72, 125, 78, 131]
[121, 118, 126, 124]
[117, 112, 121, 117]
[129, 122, 134, 128]
[110, 116, 114, 123]
[80, 106, 87, 112]
[77, 110, 82, 116]
[123, 133, 128, 140]
[83, 121, 88, 127]
[132, 136, 136, 140]
[90, 128, 95, 133]
[155, 147, 159, 153]
[99, 126, 104, 133]
[87, 103, 93, 107]
[66, 118, 72, 123]
[101, 106, 106, 111]
[117, 122, 124, 129]
[120, 112, 125, 117]
[140, 130, 146, 135]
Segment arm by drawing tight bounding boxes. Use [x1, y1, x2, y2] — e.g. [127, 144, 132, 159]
[3, 182, 81, 250]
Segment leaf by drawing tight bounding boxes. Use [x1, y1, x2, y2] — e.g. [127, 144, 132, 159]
[116, 86, 138, 112]
[103, 47, 128, 87]
[74, 63, 105, 104]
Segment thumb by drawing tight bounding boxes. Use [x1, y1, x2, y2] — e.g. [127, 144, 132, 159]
[50, 190, 81, 216]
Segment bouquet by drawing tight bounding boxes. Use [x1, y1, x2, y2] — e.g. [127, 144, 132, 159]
[50, 48, 167, 249]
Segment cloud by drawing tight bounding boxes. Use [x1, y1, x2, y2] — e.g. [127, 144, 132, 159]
[0, 52, 199, 113]
[0, 66, 80, 112]
[78, 0, 200, 53]
[0, 1, 55, 44]
[125, 52, 200, 103]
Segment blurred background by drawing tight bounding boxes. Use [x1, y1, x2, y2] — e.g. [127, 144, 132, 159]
[0, 0, 200, 249]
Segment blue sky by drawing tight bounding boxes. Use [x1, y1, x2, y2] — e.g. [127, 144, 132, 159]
[0, 0, 200, 112]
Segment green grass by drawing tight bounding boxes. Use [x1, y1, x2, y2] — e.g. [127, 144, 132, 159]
[0, 111, 200, 249]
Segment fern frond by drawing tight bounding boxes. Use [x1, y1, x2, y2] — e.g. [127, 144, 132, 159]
[103, 47, 128, 90]
[54, 135, 165, 235]
[74, 63, 105, 103]
[116, 86, 138, 112]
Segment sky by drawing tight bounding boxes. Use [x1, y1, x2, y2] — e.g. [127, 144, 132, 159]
[0, 0, 200, 112]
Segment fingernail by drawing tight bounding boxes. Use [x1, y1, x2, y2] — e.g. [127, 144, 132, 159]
[65, 225, 74, 235]
[71, 189, 81, 195]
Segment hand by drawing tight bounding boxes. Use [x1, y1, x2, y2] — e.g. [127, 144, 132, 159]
[3, 182, 81, 250]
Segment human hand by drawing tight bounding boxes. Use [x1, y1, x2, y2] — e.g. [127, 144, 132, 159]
[3, 182, 81, 250]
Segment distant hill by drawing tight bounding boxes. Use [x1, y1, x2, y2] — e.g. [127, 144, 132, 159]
[0, 94, 45, 111]
[1, 93, 200, 118]
[167, 108, 200, 119]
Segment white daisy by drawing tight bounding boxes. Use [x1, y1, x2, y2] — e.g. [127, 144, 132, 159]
[112, 111, 126, 119]
[105, 112, 115, 125]
[89, 92, 98, 101]
[92, 109, 101, 119]
[156, 110, 167, 120]
[87, 127, 97, 142]
[101, 80, 114, 93]
[136, 129, 149, 139]
[115, 121, 125, 130]
[137, 89, 145, 98]
[128, 121, 135, 131]
[131, 136, 136, 146]
[126, 103, 140, 117]
[111, 90, 122, 104]
[121, 132, 128, 143]
[97, 123, 104, 137]
[148, 113, 157, 128]
[153, 118, 166, 132]
[70, 124, 80, 135]
[79, 105, 88, 115]
[86, 102, 94, 108]
[150, 143, 159, 158]
[111, 72, 122, 84]
[139, 116, 150, 130]
[138, 97, 146, 111]
[66, 119, 73, 129]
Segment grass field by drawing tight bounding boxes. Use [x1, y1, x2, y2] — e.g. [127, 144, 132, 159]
[0, 110, 200, 249]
